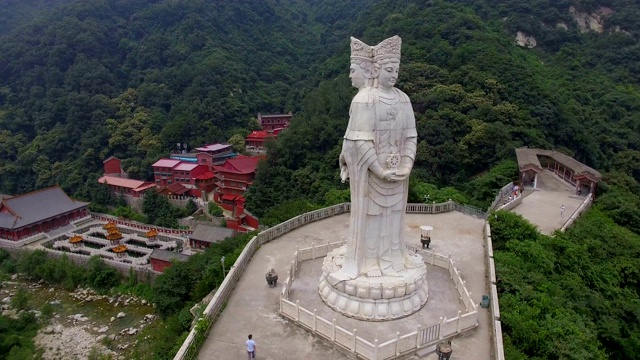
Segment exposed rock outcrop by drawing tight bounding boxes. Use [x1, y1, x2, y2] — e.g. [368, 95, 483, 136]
[515, 31, 537, 48]
[569, 6, 613, 33]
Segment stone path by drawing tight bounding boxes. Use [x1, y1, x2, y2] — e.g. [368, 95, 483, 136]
[197, 212, 490, 360]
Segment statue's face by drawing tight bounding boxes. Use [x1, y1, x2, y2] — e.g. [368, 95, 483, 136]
[378, 59, 399, 89]
[349, 63, 366, 89]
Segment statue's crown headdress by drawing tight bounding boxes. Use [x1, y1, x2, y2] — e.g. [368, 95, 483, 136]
[350, 37, 373, 61]
[374, 35, 402, 61]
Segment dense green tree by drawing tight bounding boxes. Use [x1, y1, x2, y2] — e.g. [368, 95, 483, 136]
[228, 133, 246, 154]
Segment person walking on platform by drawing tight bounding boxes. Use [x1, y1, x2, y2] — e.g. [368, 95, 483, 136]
[246, 334, 256, 359]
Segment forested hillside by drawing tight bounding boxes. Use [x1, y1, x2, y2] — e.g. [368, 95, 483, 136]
[0, 0, 377, 197]
[247, 0, 640, 217]
[2, 0, 640, 358]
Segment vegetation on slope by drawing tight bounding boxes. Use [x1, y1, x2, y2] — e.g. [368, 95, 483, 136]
[490, 206, 640, 359]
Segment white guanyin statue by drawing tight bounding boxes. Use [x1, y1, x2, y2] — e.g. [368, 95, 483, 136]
[320, 36, 428, 321]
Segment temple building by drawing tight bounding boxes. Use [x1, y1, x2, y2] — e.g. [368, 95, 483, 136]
[212, 155, 262, 206]
[245, 130, 279, 153]
[168, 143, 236, 166]
[103, 156, 125, 177]
[151, 159, 182, 187]
[516, 147, 602, 195]
[194, 143, 236, 166]
[98, 176, 156, 198]
[188, 224, 235, 250]
[149, 249, 189, 272]
[258, 112, 293, 131]
[0, 186, 89, 241]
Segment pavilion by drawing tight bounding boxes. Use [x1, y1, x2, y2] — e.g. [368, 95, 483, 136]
[515, 147, 602, 195]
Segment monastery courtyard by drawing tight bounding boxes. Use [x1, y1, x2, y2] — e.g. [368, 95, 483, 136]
[197, 211, 491, 360]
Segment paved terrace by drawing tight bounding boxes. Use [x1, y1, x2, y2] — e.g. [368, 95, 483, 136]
[511, 171, 585, 235]
[198, 212, 490, 360]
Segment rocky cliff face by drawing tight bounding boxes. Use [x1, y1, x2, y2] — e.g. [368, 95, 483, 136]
[569, 5, 613, 33]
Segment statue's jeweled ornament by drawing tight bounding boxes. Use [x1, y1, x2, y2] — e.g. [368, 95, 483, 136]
[319, 36, 428, 321]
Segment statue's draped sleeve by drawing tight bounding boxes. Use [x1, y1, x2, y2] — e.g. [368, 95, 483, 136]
[344, 89, 375, 141]
[339, 89, 377, 279]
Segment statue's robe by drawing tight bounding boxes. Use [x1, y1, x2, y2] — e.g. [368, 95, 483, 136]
[338, 86, 417, 279]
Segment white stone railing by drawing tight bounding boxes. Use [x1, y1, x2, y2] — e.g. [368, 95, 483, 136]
[560, 193, 593, 232]
[278, 243, 478, 360]
[484, 223, 505, 360]
[70, 215, 93, 226]
[38, 246, 159, 277]
[488, 183, 515, 212]
[496, 193, 523, 212]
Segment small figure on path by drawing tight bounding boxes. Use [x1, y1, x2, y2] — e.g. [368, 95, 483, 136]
[246, 334, 256, 359]
[560, 204, 565, 217]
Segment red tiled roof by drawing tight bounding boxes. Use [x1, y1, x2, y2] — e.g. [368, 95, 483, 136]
[98, 176, 155, 191]
[102, 156, 120, 163]
[260, 113, 293, 118]
[245, 131, 275, 140]
[228, 156, 262, 173]
[221, 194, 237, 201]
[165, 182, 189, 195]
[195, 171, 215, 180]
[195, 143, 231, 152]
[214, 156, 262, 175]
[152, 159, 181, 168]
[174, 163, 199, 171]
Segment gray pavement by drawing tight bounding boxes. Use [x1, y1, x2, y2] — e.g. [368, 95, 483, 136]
[198, 212, 490, 360]
[511, 171, 585, 235]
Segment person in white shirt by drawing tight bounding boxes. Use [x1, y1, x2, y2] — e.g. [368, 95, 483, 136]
[246, 334, 256, 359]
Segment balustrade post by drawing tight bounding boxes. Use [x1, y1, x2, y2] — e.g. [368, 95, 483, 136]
[332, 319, 337, 341]
[313, 309, 317, 331]
[439, 317, 444, 339]
[286, 270, 291, 296]
[456, 310, 462, 333]
[416, 325, 421, 348]
[353, 329, 357, 353]
[395, 331, 400, 355]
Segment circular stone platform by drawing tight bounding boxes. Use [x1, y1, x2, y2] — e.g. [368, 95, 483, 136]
[318, 246, 429, 321]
